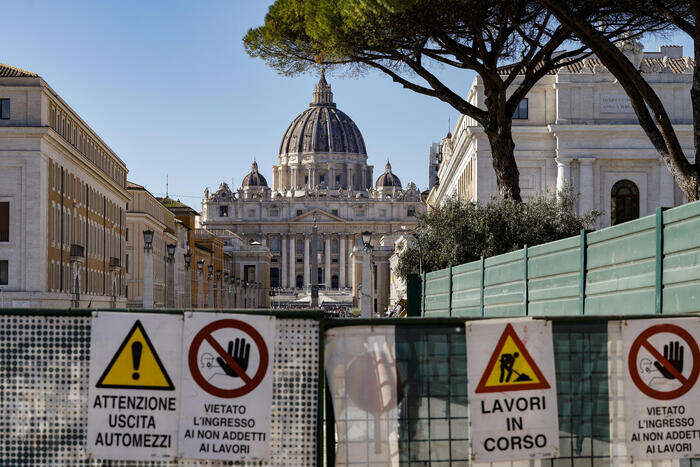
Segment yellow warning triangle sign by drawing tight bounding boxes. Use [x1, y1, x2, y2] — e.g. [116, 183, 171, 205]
[96, 320, 175, 390]
[475, 323, 550, 393]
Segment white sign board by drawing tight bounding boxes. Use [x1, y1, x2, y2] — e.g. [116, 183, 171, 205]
[600, 94, 634, 114]
[178, 312, 275, 461]
[467, 319, 559, 461]
[87, 312, 182, 461]
[620, 318, 700, 460]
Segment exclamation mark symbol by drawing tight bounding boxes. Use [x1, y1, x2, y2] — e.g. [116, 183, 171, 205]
[131, 341, 143, 380]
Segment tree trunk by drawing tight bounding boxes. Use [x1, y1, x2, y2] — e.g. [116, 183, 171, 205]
[485, 123, 522, 202]
[540, 0, 698, 202]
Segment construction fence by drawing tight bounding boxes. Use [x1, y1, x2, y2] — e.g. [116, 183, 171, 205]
[1, 309, 700, 466]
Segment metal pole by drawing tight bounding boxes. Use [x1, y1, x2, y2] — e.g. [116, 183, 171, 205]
[143, 246, 154, 309]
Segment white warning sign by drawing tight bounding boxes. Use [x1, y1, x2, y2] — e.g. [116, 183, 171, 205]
[178, 312, 275, 461]
[87, 312, 182, 461]
[467, 319, 559, 461]
[620, 318, 700, 460]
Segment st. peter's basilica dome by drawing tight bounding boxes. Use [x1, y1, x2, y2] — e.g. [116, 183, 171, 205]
[375, 161, 402, 188]
[241, 160, 268, 187]
[278, 71, 367, 157]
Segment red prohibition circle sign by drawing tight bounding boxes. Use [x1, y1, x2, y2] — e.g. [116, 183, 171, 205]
[628, 323, 700, 400]
[188, 319, 269, 398]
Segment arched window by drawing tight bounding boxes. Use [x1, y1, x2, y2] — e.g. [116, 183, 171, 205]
[270, 268, 280, 288]
[331, 275, 339, 289]
[296, 274, 304, 289]
[611, 180, 640, 225]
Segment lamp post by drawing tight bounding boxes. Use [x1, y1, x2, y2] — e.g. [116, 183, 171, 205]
[207, 264, 214, 308]
[142, 229, 154, 309]
[184, 252, 192, 310]
[361, 230, 373, 318]
[310, 214, 319, 308]
[223, 272, 229, 308]
[166, 243, 176, 308]
[197, 259, 204, 308]
[216, 270, 222, 309]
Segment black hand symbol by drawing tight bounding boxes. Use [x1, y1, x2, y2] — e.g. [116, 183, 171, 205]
[654, 341, 684, 379]
[216, 338, 251, 378]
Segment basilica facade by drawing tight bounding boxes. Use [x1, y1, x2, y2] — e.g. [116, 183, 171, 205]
[201, 73, 423, 311]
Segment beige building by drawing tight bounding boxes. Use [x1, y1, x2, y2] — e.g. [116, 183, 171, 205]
[0, 62, 128, 308]
[125, 181, 190, 308]
[201, 74, 423, 312]
[428, 42, 694, 227]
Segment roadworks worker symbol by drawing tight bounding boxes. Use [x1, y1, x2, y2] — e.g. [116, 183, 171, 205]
[96, 320, 175, 390]
[475, 323, 550, 393]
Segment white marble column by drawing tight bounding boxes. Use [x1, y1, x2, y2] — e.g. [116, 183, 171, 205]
[556, 157, 571, 194]
[311, 167, 316, 189]
[289, 235, 296, 288]
[339, 236, 346, 289]
[281, 234, 288, 288]
[291, 166, 297, 189]
[660, 164, 675, 207]
[361, 169, 367, 190]
[304, 235, 310, 288]
[348, 166, 354, 190]
[579, 157, 595, 215]
[325, 236, 332, 288]
[329, 165, 335, 189]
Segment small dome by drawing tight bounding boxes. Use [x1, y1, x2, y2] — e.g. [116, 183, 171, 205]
[375, 161, 402, 188]
[242, 161, 268, 187]
[279, 70, 367, 157]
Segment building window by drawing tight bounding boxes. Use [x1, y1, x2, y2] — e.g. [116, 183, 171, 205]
[335, 175, 341, 185]
[270, 268, 280, 288]
[244, 265, 256, 282]
[355, 208, 365, 217]
[125, 228, 129, 242]
[513, 98, 528, 119]
[407, 208, 416, 217]
[296, 240, 303, 253]
[331, 275, 339, 289]
[305, 175, 309, 184]
[0, 99, 9, 119]
[0, 260, 7, 285]
[332, 209, 339, 216]
[296, 209, 303, 216]
[611, 179, 640, 225]
[125, 254, 129, 274]
[269, 208, 279, 217]
[219, 205, 229, 217]
[270, 237, 280, 251]
[319, 175, 325, 184]
[0, 202, 8, 242]
[295, 274, 304, 289]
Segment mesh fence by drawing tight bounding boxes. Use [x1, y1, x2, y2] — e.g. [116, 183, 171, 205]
[0, 313, 319, 466]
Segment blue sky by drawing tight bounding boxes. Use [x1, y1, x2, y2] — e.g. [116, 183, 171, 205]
[1, 1, 692, 210]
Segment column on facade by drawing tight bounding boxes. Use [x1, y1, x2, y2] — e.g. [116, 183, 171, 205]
[289, 235, 296, 288]
[303, 235, 310, 288]
[376, 259, 389, 315]
[273, 167, 278, 191]
[361, 168, 367, 190]
[347, 165, 354, 190]
[291, 166, 297, 189]
[555, 157, 572, 194]
[329, 164, 335, 189]
[578, 157, 595, 215]
[325, 235, 332, 288]
[339, 235, 346, 289]
[659, 163, 675, 207]
[281, 234, 288, 288]
[311, 166, 317, 189]
[307, 166, 312, 189]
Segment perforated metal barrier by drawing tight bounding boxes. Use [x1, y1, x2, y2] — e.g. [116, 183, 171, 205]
[0, 311, 320, 466]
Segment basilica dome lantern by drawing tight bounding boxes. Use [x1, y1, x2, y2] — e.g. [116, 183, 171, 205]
[274, 70, 373, 192]
[240, 160, 270, 200]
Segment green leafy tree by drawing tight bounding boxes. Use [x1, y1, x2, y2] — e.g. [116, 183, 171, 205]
[395, 189, 600, 279]
[244, 0, 653, 201]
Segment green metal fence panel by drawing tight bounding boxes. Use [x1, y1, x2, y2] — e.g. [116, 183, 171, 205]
[662, 201, 700, 314]
[421, 201, 700, 318]
[484, 249, 525, 317]
[585, 215, 657, 316]
[450, 261, 483, 317]
[527, 236, 581, 317]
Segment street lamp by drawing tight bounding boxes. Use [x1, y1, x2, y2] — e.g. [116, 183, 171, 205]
[207, 264, 213, 279]
[184, 252, 192, 310]
[143, 229, 154, 251]
[223, 272, 230, 309]
[360, 230, 373, 318]
[166, 243, 176, 308]
[197, 259, 205, 308]
[207, 264, 214, 308]
[142, 229, 155, 308]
